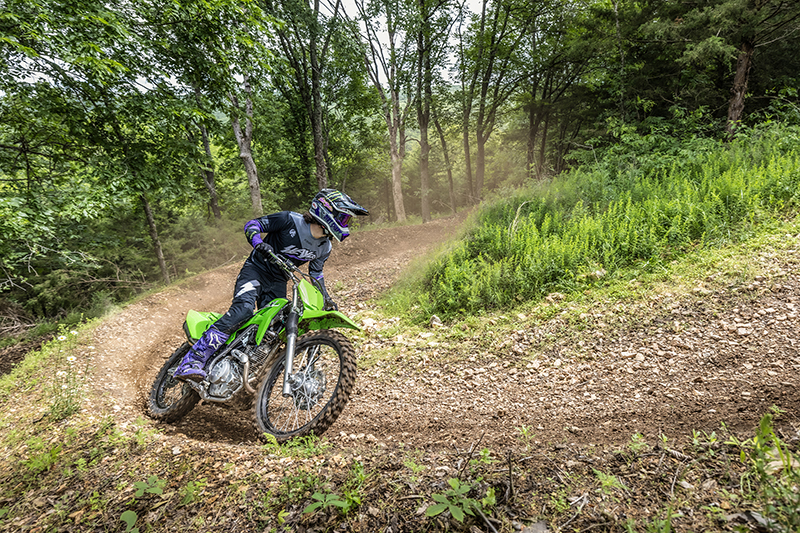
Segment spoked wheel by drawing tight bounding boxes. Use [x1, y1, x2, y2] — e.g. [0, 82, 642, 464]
[254, 330, 356, 443]
[147, 342, 200, 423]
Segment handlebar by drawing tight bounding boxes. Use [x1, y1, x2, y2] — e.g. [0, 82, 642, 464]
[266, 250, 296, 274]
[266, 251, 325, 296]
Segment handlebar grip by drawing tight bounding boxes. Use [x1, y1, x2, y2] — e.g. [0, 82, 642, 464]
[267, 251, 293, 272]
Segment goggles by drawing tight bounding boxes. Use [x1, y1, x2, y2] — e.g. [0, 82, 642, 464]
[335, 212, 352, 227]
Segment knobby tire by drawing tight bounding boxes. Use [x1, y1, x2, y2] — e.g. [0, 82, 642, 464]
[147, 342, 200, 423]
[254, 330, 356, 443]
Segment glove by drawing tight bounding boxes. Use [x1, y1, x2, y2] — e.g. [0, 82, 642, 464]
[324, 299, 338, 311]
[254, 242, 273, 261]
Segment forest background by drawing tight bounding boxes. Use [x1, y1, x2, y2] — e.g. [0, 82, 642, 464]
[1, 0, 799, 332]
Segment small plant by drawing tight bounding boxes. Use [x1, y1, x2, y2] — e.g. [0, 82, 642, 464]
[404, 458, 425, 474]
[303, 492, 349, 514]
[261, 433, 330, 458]
[628, 433, 649, 454]
[748, 413, 800, 530]
[516, 425, 536, 448]
[48, 327, 86, 420]
[481, 487, 496, 508]
[593, 468, 628, 497]
[645, 507, 674, 533]
[23, 439, 61, 476]
[180, 479, 207, 505]
[134, 475, 165, 498]
[549, 488, 570, 513]
[470, 447, 495, 466]
[120, 510, 139, 533]
[340, 461, 367, 514]
[425, 478, 483, 523]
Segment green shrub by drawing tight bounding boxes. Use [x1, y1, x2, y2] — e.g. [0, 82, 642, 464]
[411, 124, 800, 318]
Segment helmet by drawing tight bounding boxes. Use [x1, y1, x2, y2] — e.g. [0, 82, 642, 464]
[309, 189, 369, 242]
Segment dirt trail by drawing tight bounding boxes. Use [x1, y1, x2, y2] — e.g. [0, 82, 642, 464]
[89, 215, 800, 451]
[89, 215, 469, 444]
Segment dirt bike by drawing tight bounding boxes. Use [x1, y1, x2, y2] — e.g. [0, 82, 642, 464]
[146, 251, 358, 443]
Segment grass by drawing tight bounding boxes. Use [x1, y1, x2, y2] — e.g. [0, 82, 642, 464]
[388, 124, 800, 321]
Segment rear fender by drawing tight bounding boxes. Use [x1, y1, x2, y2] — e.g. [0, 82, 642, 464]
[298, 309, 360, 335]
[183, 310, 222, 342]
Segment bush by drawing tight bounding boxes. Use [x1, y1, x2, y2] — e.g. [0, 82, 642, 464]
[413, 123, 800, 318]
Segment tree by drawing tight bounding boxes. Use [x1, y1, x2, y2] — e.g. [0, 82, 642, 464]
[139, 0, 273, 218]
[412, 0, 456, 222]
[517, 0, 593, 179]
[644, 0, 800, 136]
[263, 0, 349, 190]
[355, 0, 415, 221]
[458, 0, 537, 200]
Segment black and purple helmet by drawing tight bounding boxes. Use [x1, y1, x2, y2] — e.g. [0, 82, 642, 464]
[309, 189, 369, 242]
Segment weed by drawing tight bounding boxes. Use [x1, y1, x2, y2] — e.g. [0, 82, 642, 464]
[87, 491, 106, 512]
[180, 479, 207, 505]
[748, 413, 800, 530]
[516, 425, 536, 448]
[120, 509, 139, 533]
[426, 478, 484, 523]
[628, 433, 649, 454]
[593, 468, 628, 497]
[23, 439, 61, 476]
[48, 327, 87, 420]
[470, 447, 495, 466]
[303, 492, 349, 514]
[260, 433, 330, 458]
[403, 458, 426, 475]
[134, 475, 165, 498]
[549, 488, 570, 513]
[340, 461, 367, 513]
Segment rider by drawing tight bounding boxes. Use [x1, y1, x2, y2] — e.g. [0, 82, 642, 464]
[173, 188, 369, 382]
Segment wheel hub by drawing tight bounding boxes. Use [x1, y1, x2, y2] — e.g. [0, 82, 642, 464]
[290, 368, 327, 410]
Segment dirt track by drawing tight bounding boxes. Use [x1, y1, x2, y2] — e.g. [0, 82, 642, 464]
[87, 216, 800, 451]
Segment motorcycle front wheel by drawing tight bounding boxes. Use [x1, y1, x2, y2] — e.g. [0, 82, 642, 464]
[254, 330, 356, 443]
[146, 342, 200, 423]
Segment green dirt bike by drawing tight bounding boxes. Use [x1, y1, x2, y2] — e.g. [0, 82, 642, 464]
[146, 252, 358, 442]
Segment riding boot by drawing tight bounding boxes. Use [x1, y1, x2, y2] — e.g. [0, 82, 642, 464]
[173, 325, 229, 381]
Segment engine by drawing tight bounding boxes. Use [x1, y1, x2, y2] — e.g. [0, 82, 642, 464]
[207, 356, 243, 399]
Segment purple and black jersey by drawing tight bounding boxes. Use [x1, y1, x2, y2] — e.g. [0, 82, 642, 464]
[213, 211, 332, 334]
[244, 211, 332, 282]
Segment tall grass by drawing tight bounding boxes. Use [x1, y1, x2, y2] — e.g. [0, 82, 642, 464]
[414, 123, 800, 318]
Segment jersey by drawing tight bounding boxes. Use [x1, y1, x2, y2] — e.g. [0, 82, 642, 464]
[244, 211, 332, 282]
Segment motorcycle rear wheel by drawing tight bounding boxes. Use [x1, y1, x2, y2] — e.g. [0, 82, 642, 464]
[254, 330, 356, 443]
[147, 342, 200, 423]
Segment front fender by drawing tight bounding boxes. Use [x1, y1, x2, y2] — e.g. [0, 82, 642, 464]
[298, 309, 360, 335]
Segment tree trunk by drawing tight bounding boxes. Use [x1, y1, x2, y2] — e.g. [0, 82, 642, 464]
[433, 112, 456, 214]
[475, 130, 486, 197]
[416, 11, 431, 224]
[462, 115, 474, 201]
[194, 86, 221, 220]
[140, 193, 170, 285]
[537, 110, 551, 178]
[389, 133, 406, 222]
[309, 5, 328, 189]
[199, 123, 222, 220]
[230, 75, 262, 217]
[726, 40, 755, 138]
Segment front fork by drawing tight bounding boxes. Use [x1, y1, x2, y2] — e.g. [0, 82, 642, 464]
[282, 283, 301, 396]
